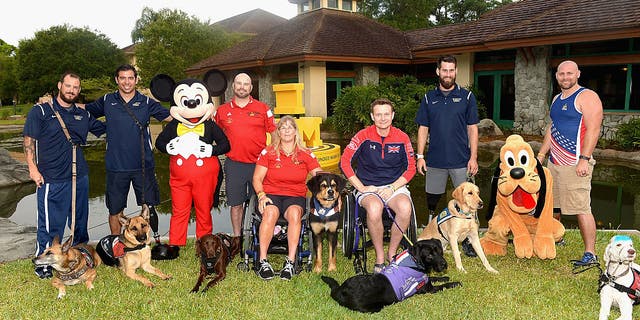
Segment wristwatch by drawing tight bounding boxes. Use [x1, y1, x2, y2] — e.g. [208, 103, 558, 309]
[416, 154, 424, 159]
[578, 155, 591, 161]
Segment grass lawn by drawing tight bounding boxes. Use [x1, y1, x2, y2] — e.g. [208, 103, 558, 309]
[0, 229, 633, 319]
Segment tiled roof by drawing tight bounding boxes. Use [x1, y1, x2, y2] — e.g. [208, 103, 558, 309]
[187, 8, 411, 74]
[212, 8, 287, 35]
[188, 0, 640, 73]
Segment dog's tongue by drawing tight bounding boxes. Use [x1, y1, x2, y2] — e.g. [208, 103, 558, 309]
[513, 187, 536, 210]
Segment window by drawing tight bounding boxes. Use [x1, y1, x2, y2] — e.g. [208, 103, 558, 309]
[631, 64, 639, 110]
[551, 64, 636, 111]
[301, 2, 310, 12]
[312, 0, 320, 9]
[342, 0, 352, 11]
[328, 0, 338, 8]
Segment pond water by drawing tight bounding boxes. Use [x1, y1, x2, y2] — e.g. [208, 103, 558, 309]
[2, 133, 639, 242]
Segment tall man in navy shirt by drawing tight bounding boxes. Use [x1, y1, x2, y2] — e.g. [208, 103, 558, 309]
[85, 65, 171, 234]
[24, 72, 106, 278]
[415, 55, 479, 254]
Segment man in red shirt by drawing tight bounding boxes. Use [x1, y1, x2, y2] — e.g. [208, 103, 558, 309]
[214, 73, 276, 236]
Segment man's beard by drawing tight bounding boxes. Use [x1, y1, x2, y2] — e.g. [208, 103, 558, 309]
[439, 77, 455, 90]
[59, 92, 78, 104]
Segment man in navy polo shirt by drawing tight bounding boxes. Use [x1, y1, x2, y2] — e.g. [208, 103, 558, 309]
[85, 64, 171, 235]
[415, 55, 480, 254]
[24, 72, 106, 279]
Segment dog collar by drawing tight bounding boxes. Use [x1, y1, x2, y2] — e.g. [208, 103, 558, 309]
[57, 264, 90, 281]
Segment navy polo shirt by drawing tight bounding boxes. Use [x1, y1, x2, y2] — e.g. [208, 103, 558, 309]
[415, 84, 479, 169]
[86, 91, 170, 172]
[23, 101, 106, 183]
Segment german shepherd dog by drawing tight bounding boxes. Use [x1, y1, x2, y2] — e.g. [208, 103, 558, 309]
[97, 205, 172, 288]
[33, 235, 101, 299]
[307, 173, 347, 272]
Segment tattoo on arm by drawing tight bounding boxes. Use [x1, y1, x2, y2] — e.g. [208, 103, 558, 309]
[23, 137, 37, 165]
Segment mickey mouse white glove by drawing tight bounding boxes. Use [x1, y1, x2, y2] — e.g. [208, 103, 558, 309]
[193, 142, 213, 158]
[166, 136, 181, 156]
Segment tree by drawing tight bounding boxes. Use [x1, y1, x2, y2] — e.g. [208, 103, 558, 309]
[16, 25, 126, 102]
[0, 39, 18, 105]
[360, 0, 513, 30]
[132, 7, 238, 82]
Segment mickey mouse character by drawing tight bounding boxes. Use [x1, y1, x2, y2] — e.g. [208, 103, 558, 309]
[152, 70, 230, 246]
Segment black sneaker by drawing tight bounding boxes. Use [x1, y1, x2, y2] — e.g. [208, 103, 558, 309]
[35, 266, 53, 279]
[572, 252, 598, 267]
[257, 259, 275, 280]
[280, 258, 295, 281]
[461, 238, 477, 257]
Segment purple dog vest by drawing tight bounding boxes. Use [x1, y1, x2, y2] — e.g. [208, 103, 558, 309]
[381, 250, 429, 301]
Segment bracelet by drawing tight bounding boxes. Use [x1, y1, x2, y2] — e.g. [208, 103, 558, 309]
[257, 191, 266, 200]
[537, 153, 546, 158]
[416, 154, 424, 159]
[578, 155, 591, 161]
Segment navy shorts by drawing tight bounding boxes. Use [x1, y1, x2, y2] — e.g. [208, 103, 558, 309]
[224, 158, 256, 207]
[106, 169, 160, 215]
[264, 195, 306, 218]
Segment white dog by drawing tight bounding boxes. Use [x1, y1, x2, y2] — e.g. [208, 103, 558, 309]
[599, 235, 640, 320]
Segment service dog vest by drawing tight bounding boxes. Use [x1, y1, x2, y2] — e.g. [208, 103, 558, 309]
[381, 249, 429, 301]
[96, 235, 146, 266]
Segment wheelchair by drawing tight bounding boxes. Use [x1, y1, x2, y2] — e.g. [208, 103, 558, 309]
[341, 191, 418, 274]
[236, 195, 313, 274]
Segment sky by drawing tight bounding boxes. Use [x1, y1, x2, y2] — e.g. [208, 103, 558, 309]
[1, 0, 298, 48]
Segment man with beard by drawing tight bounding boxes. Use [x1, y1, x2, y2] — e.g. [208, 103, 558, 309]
[414, 55, 479, 256]
[23, 72, 106, 278]
[214, 73, 276, 236]
[85, 64, 171, 235]
[537, 60, 603, 266]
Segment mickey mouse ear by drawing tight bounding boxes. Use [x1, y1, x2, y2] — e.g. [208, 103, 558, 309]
[203, 69, 227, 97]
[149, 74, 175, 102]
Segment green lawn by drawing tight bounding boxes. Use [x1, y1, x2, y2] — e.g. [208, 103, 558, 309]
[0, 229, 632, 319]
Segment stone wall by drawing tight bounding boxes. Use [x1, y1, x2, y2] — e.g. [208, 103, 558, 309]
[601, 112, 640, 140]
[355, 63, 379, 86]
[513, 46, 551, 135]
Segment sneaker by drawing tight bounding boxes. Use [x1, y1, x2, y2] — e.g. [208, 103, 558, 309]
[280, 258, 295, 281]
[461, 238, 478, 258]
[35, 266, 53, 279]
[257, 259, 275, 280]
[573, 252, 598, 267]
[373, 263, 386, 274]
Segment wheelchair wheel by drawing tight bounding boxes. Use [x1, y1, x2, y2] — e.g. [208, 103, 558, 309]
[236, 261, 249, 272]
[341, 193, 356, 258]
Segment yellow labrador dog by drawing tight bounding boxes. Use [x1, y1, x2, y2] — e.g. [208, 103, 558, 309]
[418, 182, 498, 274]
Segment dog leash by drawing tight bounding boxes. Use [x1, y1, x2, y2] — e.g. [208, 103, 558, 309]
[356, 191, 414, 247]
[48, 103, 78, 242]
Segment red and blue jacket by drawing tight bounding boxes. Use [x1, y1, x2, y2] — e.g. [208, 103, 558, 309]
[340, 125, 415, 186]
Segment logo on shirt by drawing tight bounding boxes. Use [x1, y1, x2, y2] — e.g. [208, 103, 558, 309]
[132, 102, 141, 107]
[452, 98, 462, 103]
[74, 115, 83, 121]
[369, 145, 376, 150]
[562, 104, 568, 111]
[388, 146, 400, 153]
[111, 102, 118, 106]
[248, 111, 259, 117]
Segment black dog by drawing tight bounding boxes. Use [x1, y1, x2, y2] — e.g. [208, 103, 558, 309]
[321, 239, 461, 313]
[306, 173, 347, 273]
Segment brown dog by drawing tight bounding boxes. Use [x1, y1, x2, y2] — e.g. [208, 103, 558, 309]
[418, 182, 498, 274]
[307, 173, 346, 273]
[97, 205, 172, 288]
[32, 235, 101, 299]
[191, 233, 241, 293]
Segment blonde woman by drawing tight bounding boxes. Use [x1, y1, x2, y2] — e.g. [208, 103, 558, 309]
[252, 116, 321, 280]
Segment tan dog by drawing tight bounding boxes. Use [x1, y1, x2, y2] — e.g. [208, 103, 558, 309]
[97, 205, 172, 288]
[33, 235, 101, 299]
[418, 182, 498, 274]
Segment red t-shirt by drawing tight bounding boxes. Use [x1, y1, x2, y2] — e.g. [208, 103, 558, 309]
[214, 97, 276, 163]
[256, 146, 321, 197]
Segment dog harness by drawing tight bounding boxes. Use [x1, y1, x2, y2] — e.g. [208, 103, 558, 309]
[56, 246, 97, 281]
[381, 249, 429, 301]
[201, 234, 234, 274]
[312, 198, 338, 219]
[96, 235, 146, 266]
[435, 205, 474, 242]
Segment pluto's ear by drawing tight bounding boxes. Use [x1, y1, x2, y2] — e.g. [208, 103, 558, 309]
[203, 69, 227, 97]
[149, 74, 175, 102]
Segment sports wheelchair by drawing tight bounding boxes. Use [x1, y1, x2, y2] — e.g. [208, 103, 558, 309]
[341, 191, 418, 274]
[236, 195, 313, 274]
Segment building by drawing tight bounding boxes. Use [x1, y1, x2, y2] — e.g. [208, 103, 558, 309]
[186, 0, 640, 138]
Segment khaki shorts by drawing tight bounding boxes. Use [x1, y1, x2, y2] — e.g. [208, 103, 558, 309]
[355, 186, 411, 206]
[547, 158, 596, 215]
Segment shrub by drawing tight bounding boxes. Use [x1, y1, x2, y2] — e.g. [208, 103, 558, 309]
[327, 75, 429, 137]
[615, 118, 640, 151]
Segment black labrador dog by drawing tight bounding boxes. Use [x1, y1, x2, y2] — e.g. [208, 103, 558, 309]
[321, 239, 461, 313]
